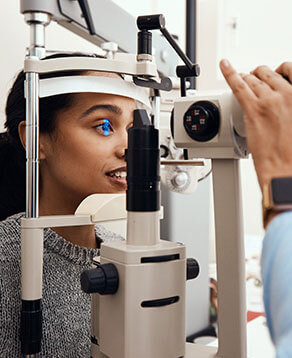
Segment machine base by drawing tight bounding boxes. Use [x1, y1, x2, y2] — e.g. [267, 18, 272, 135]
[92, 343, 107, 357]
[92, 343, 217, 357]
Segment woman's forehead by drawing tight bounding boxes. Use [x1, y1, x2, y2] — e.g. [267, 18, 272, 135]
[83, 70, 121, 79]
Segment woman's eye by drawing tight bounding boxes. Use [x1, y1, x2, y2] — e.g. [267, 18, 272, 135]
[95, 119, 113, 136]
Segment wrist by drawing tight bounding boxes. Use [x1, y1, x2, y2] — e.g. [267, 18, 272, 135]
[262, 177, 292, 228]
[262, 207, 283, 229]
[257, 169, 292, 192]
[253, 158, 292, 191]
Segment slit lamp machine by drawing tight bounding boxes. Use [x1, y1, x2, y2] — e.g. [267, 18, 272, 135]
[19, 1, 248, 357]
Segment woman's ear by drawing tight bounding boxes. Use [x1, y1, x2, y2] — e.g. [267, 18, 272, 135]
[18, 121, 47, 160]
[18, 121, 26, 149]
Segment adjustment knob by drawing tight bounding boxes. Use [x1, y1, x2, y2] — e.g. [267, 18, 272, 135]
[172, 172, 188, 189]
[183, 101, 220, 142]
[101, 42, 118, 59]
[101, 42, 118, 53]
[160, 144, 169, 158]
[186, 258, 200, 280]
[80, 263, 119, 295]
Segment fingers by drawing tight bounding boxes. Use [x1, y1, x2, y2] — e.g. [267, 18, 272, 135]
[275, 62, 292, 84]
[220, 59, 257, 114]
[240, 73, 271, 98]
[251, 65, 291, 91]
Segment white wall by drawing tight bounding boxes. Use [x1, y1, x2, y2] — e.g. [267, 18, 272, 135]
[112, 0, 186, 49]
[197, 0, 292, 90]
[220, 0, 292, 74]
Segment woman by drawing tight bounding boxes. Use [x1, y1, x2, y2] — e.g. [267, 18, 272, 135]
[0, 54, 135, 357]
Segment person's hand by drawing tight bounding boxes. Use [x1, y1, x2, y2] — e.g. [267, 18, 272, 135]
[220, 59, 292, 190]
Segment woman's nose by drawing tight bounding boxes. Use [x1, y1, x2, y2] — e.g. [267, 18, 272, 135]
[115, 131, 127, 159]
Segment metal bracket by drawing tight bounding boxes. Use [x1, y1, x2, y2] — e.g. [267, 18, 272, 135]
[133, 76, 172, 92]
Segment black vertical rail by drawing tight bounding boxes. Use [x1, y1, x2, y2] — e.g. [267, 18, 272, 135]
[186, 0, 197, 89]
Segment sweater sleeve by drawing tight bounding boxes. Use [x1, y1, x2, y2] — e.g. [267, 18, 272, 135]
[261, 211, 292, 358]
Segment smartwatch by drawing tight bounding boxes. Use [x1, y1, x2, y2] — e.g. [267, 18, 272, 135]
[262, 177, 292, 227]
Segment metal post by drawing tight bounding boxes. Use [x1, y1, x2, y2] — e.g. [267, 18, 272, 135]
[212, 159, 247, 358]
[24, 12, 50, 218]
[25, 72, 39, 218]
[151, 92, 160, 130]
[21, 11, 50, 358]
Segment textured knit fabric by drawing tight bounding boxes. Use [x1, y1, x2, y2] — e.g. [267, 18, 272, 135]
[261, 211, 292, 358]
[0, 212, 123, 357]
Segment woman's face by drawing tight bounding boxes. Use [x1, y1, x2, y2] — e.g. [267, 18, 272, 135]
[40, 75, 136, 208]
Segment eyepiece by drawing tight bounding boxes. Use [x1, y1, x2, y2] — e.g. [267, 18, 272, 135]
[126, 110, 160, 212]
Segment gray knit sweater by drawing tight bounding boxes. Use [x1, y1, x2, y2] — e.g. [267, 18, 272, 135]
[0, 212, 123, 357]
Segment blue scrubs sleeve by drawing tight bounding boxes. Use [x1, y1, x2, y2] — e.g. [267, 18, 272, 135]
[261, 211, 292, 358]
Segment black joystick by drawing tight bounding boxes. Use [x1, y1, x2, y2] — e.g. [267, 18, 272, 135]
[80, 263, 119, 295]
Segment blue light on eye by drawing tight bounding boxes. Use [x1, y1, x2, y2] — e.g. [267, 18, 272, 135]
[103, 119, 110, 136]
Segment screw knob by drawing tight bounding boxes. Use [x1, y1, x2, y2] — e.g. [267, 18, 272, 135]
[187, 258, 200, 280]
[101, 42, 118, 52]
[173, 172, 188, 188]
[81, 263, 119, 295]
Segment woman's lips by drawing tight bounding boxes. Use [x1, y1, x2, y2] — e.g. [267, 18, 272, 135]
[105, 166, 127, 189]
[106, 174, 127, 189]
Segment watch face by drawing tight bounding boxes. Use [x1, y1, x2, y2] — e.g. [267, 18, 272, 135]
[271, 177, 292, 206]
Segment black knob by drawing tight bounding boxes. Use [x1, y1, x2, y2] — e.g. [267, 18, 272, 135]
[176, 64, 200, 78]
[80, 263, 119, 295]
[187, 258, 200, 280]
[137, 14, 165, 31]
[183, 101, 220, 142]
[160, 145, 169, 158]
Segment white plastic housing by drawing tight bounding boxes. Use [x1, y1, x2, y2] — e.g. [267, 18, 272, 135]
[98, 240, 186, 358]
[24, 54, 157, 77]
[174, 90, 248, 159]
